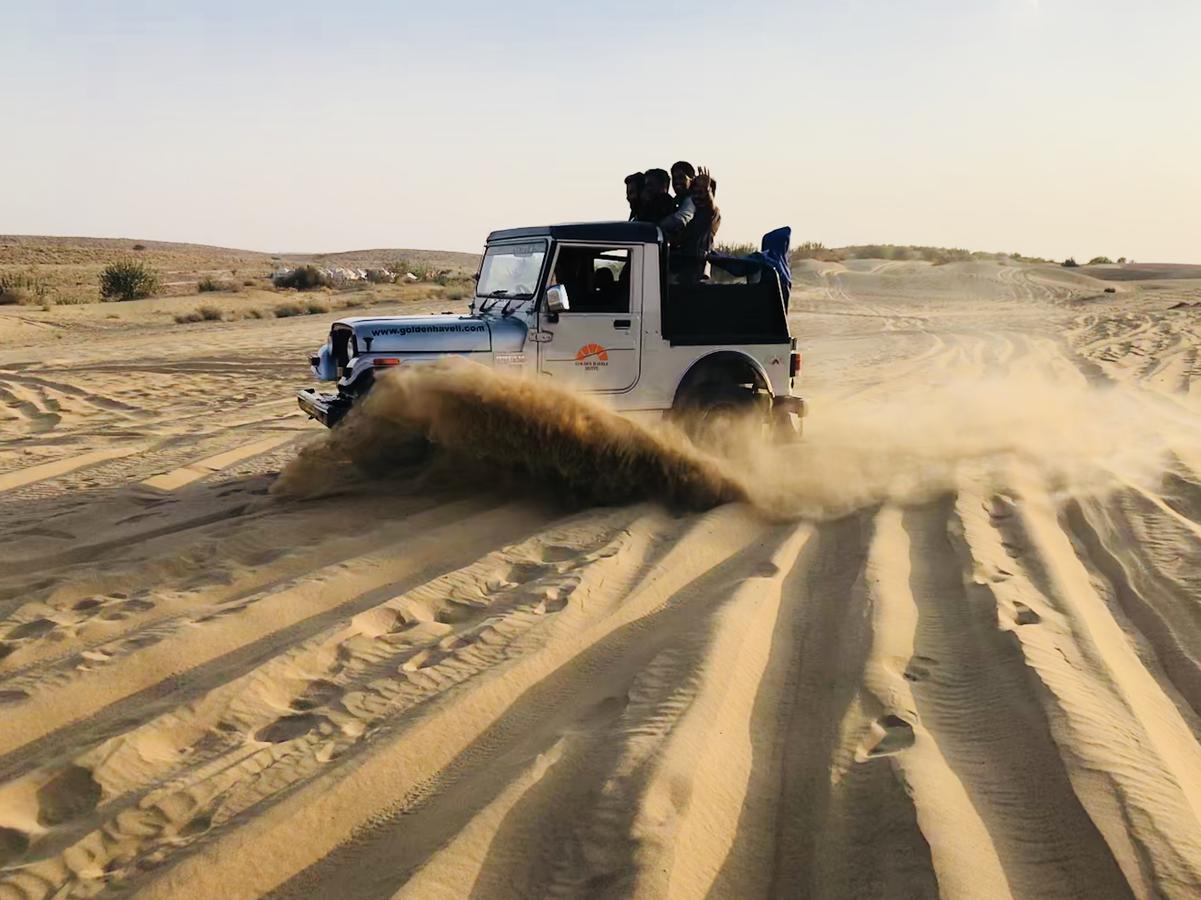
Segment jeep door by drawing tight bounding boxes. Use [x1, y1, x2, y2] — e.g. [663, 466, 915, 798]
[537, 243, 641, 392]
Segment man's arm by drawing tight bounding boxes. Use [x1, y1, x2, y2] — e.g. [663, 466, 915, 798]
[659, 195, 695, 235]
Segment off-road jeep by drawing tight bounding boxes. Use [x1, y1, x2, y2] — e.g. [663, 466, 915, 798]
[298, 221, 805, 437]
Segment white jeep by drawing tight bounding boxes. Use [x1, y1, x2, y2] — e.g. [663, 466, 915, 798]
[298, 221, 805, 437]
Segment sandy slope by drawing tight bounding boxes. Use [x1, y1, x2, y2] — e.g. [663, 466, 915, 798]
[2, 260, 1201, 898]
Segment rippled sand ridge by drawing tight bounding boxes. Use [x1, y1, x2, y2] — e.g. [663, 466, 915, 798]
[3, 258, 1201, 899]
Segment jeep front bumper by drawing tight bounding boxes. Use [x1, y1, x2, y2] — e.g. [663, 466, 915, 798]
[297, 388, 353, 428]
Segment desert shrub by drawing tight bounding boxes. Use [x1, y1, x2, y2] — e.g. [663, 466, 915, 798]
[243, 278, 256, 287]
[197, 276, 225, 292]
[100, 259, 160, 300]
[304, 299, 330, 314]
[714, 242, 758, 258]
[243, 307, 265, 319]
[1062, 258, 1079, 268]
[273, 266, 330, 290]
[0, 272, 49, 305]
[174, 304, 223, 324]
[132, 243, 146, 251]
[444, 286, 470, 301]
[274, 301, 306, 317]
[1117, 257, 1127, 264]
[394, 261, 431, 281]
[1087, 256, 1113, 265]
[791, 241, 842, 262]
[365, 268, 395, 284]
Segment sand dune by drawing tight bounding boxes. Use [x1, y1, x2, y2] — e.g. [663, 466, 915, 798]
[2, 260, 1201, 898]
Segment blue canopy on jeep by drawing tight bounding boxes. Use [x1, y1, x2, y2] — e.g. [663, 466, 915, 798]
[707, 227, 793, 306]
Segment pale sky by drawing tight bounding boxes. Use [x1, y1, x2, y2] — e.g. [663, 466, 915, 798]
[2, 0, 1198, 261]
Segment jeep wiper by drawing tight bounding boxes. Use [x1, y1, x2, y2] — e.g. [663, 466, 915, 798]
[500, 294, 534, 316]
[478, 290, 509, 312]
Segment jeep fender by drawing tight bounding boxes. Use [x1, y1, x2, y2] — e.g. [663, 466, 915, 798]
[671, 351, 772, 410]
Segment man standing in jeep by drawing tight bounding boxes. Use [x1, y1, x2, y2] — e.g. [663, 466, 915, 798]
[666, 161, 721, 282]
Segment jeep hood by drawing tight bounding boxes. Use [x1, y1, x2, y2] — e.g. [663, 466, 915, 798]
[337, 314, 526, 353]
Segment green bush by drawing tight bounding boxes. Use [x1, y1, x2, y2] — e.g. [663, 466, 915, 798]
[1087, 256, 1113, 265]
[198, 276, 226, 292]
[273, 266, 329, 291]
[100, 259, 160, 300]
[1062, 258, 1079, 268]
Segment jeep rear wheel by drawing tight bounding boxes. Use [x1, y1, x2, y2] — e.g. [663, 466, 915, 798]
[673, 382, 766, 449]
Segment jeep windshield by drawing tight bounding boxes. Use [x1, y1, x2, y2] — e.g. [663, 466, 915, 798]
[477, 240, 547, 312]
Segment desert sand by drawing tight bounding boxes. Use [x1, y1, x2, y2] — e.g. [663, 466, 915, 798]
[3, 255, 1201, 899]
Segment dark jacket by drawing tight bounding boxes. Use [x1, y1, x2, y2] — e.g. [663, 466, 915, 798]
[637, 192, 678, 225]
[671, 193, 720, 282]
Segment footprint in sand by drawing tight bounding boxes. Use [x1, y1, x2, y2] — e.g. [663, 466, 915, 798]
[290, 679, 342, 712]
[903, 660, 931, 682]
[177, 813, 212, 838]
[504, 561, 553, 585]
[539, 544, 580, 563]
[402, 648, 446, 672]
[37, 765, 103, 827]
[986, 495, 1017, 519]
[254, 713, 331, 744]
[0, 826, 30, 868]
[863, 714, 916, 758]
[6, 618, 56, 641]
[534, 585, 572, 614]
[435, 598, 484, 626]
[1013, 601, 1042, 626]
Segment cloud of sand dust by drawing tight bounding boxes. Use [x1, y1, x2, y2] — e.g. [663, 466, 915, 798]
[735, 374, 1192, 518]
[276, 358, 743, 510]
[278, 359, 1194, 519]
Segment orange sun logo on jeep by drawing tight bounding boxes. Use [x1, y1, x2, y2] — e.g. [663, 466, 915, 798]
[575, 343, 608, 362]
[574, 343, 609, 369]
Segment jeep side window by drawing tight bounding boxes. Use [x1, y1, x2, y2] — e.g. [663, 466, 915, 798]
[550, 247, 630, 314]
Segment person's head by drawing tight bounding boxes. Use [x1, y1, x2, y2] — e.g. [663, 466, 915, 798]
[644, 168, 671, 197]
[671, 161, 696, 197]
[624, 172, 645, 208]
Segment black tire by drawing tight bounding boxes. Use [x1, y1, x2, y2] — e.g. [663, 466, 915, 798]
[672, 382, 765, 448]
[333, 386, 432, 475]
[346, 429, 431, 475]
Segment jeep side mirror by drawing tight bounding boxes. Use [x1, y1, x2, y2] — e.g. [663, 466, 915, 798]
[545, 284, 570, 314]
